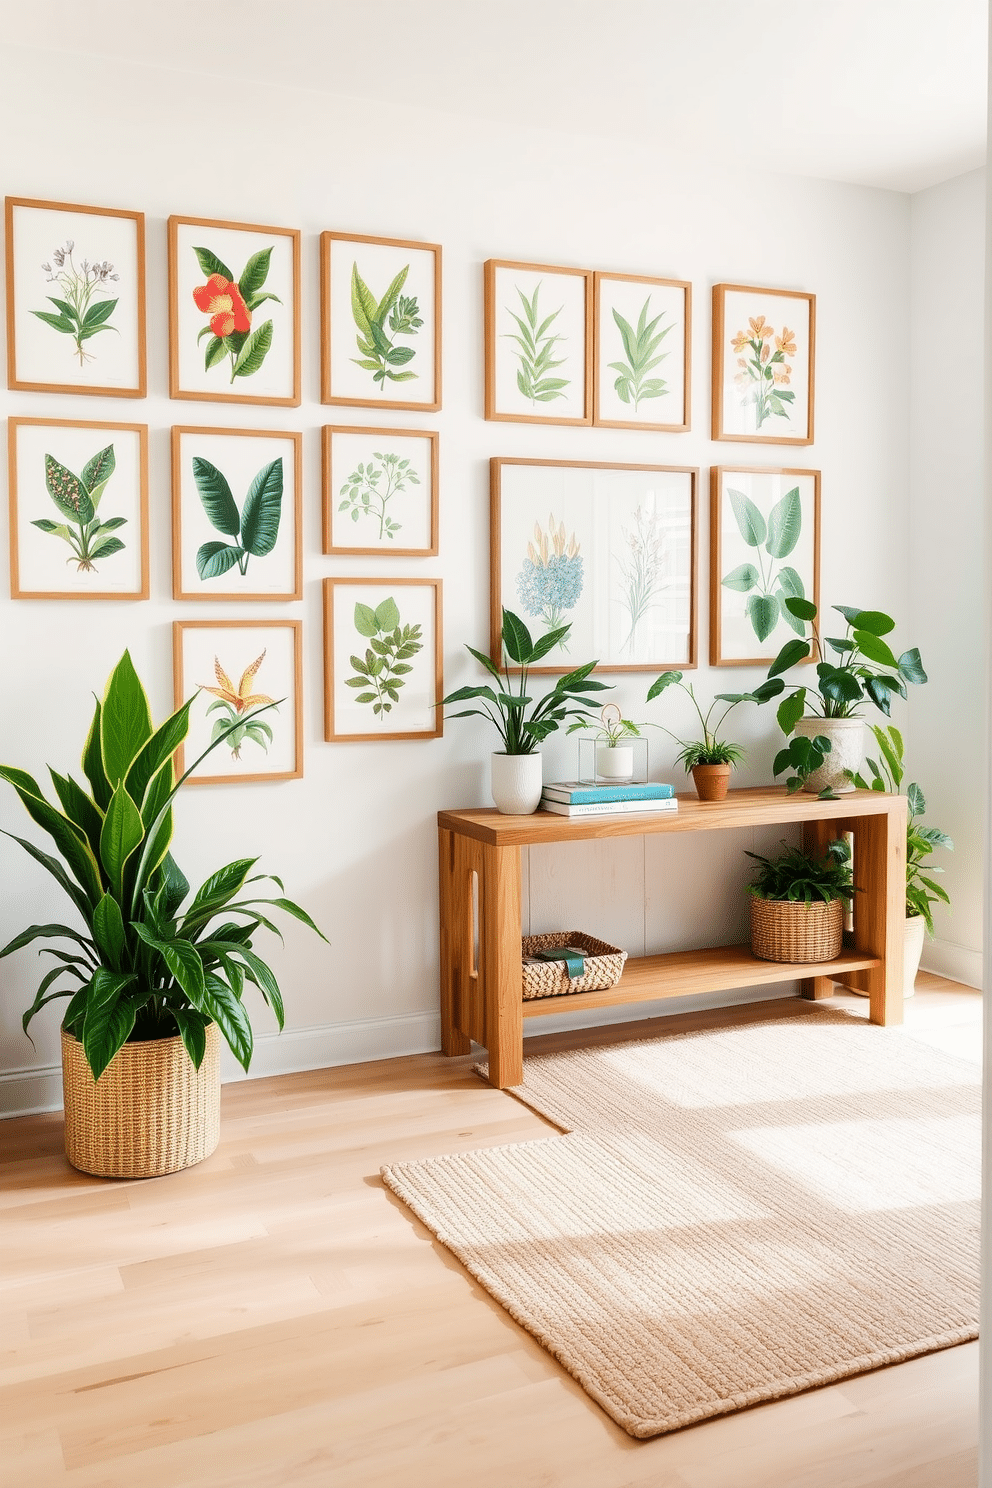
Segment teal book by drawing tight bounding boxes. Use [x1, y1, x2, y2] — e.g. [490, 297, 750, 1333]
[541, 780, 675, 804]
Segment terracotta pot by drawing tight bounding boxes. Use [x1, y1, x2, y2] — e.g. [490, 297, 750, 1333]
[691, 763, 731, 801]
[491, 751, 543, 814]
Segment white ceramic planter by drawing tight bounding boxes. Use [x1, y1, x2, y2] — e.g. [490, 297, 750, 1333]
[794, 717, 866, 794]
[491, 751, 543, 815]
[596, 744, 634, 781]
[904, 913, 926, 1000]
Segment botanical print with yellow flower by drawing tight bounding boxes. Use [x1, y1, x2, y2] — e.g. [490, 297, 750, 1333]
[198, 651, 278, 759]
[731, 317, 797, 430]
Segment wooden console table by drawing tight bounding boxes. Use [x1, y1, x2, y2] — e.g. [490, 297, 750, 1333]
[438, 787, 907, 1089]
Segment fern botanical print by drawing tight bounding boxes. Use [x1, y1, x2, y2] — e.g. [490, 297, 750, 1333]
[345, 597, 423, 720]
[34, 444, 126, 572]
[505, 283, 569, 404]
[608, 297, 672, 411]
[350, 263, 422, 390]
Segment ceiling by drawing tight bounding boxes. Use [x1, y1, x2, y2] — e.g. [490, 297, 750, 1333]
[3, 0, 987, 192]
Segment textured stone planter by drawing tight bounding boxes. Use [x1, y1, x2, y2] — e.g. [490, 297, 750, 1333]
[491, 751, 543, 815]
[794, 717, 866, 794]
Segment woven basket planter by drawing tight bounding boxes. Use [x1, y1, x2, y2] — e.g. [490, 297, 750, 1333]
[521, 930, 627, 1000]
[61, 1023, 221, 1179]
[749, 896, 844, 964]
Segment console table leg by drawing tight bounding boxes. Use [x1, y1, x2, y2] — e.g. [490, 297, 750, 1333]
[480, 842, 523, 1089]
[851, 805, 907, 1026]
[438, 826, 470, 1056]
[800, 976, 835, 1000]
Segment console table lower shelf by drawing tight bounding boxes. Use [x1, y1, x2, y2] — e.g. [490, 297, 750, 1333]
[438, 788, 907, 1090]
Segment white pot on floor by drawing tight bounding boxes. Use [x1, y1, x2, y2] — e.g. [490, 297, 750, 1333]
[794, 717, 866, 794]
[904, 913, 926, 1000]
[491, 751, 543, 815]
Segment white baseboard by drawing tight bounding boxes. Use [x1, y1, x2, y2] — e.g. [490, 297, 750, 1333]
[920, 937, 983, 990]
[0, 1063, 64, 1119]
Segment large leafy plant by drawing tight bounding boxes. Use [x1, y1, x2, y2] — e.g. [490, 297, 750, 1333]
[0, 654, 324, 1081]
[746, 838, 855, 905]
[441, 608, 610, 755]
[850, 724, 953, 934]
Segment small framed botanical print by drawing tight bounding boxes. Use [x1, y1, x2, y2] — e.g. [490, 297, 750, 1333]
[322, 425, 438, 556]
[712, 283, 815, 444]
[710, 466, 820, 666]
[593, 272, 691, 431]
[484, 260, 593, 425]
[172, 426, 302, 601]
[8, 417, 149, 600]
[320, 232, 441, 411]
[323, 577, 443, 742]
[491, 457, 698, 673]
[168, 215, 301, 406]
[173, 619, 303, 784]
[5, 197, 146, 397]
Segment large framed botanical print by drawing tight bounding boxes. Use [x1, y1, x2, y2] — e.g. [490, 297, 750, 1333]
[712, 283, 815, 445]
[491, 457, 698, 673]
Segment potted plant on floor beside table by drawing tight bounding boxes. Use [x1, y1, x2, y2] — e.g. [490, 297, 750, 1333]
[746, 837, 855, 963]
[644, 670, 784, 801]
[440, 607, 610, 814]
[850, 723, 953, 998]
[0, 652, 326, 1179]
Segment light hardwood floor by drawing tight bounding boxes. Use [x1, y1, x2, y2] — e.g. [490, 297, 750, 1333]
[1, 973, 980, 1487]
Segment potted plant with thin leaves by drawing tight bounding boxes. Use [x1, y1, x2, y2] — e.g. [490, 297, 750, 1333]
[746, 838, 855, 963]
[644, 670, 784, 800]
[440, 608, 611, 814]
[767, 599, 927, 794]
[0, 653, 326, 1180]
[568, 704, 641, 781]
[850, 724, 953, 998]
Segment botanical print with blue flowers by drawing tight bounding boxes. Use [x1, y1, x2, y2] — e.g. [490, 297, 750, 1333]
[515, 514, 583, 647]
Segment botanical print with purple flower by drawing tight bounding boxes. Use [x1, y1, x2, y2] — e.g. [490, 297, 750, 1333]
[515, 514, 583, 649]
[33, 240, 120, 366]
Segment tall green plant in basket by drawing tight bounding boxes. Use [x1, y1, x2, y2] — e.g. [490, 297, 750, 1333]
[0, 653, 325, 1080]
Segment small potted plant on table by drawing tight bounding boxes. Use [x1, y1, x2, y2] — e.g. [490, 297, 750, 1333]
[645, 670, 783, 800]
[440, 608, 610, 814]
[746, 837, 855, 963]
[568, 704, 642, 782]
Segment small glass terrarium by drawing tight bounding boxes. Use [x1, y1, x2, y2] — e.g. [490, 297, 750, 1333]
[577, 704, 649, 784]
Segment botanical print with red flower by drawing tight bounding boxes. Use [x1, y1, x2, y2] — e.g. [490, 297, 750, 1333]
[191, 245, 280, 386]
[731, 316, 797, 430]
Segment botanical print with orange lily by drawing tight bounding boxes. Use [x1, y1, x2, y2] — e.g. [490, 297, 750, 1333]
[731, 316, 797, 429]
[192, 245, 281, 386]
[198, 651, 278, 759]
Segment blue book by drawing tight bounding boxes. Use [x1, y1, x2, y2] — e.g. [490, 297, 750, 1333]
[541, 780, 675, 804]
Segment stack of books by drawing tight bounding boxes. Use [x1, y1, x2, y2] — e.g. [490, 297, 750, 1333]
[540, 780, 678, 818]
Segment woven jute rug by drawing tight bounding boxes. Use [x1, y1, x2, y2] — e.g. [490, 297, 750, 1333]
[381, 1010, 980, 1438]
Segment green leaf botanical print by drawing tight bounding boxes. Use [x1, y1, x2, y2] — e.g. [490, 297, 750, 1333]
[607, 297, 672, 411]
[192, 456, 284, 580]
[33, 444, 127, 572]
[191, 245, 281, 385]
[338, 452, 419, 541]
[350, 263, 422, 390]
[505, 283, 569, 404]
[730, 316, 798, 428]
[345, 598, 423, 720]
[33, 241, 120, 367]
[722, 485, 804, 644]
[198, 651, 278, 760]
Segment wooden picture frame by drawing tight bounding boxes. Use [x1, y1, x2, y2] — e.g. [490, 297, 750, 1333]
[5, 196, 146, 397]
[491, 457, 698, 674]
[322, 425, 439, 557]
[168, 214, 301, 406]
[712, 283, 815, 445]
[173, 619, 304, 784]
[171, 426, 303, 602]
[8, 416, 149, 600]
[484, 259, 593, 425]
[593, 271, 691, 431]
[710, 465, 821, 666]
[320, 231, 442, 411]
[323, 577, 443, 742]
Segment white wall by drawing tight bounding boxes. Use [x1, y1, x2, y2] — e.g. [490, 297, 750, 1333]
[909, 167, 987, 987]
[0, 46, 914, 1114]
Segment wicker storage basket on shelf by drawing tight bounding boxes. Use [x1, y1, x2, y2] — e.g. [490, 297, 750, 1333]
[749, 896, 844, 964]
[521, 930, 627, 1000]
[61, 1023, 221, 1179]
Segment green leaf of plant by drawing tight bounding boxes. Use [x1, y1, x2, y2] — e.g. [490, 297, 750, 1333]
[192, 457, 241, 537]
[238, 247, 272, 300]
[239, 458, 283, 557]
[850, 609, 895, 636]
[205, 335, 227, 370]
[172, 1007, 208, 1069]
[80, 444, 116, 503]
[100, 651, 153, 788]
[727, 488, 767, 547]
[99, 784, 145, 902]
[722, 563, 759, 592]
[746, 593, 780, 643]
[767, 638, 811, 678]
[776, 688, 807, 735]
[765, 487, 802, 559]
[196, 542, 244, 580]
[92, 892, 127, 969]
[0, 767, 104, 907]
[353, 603, 378, 638]
[181, 857, 258, 934]
[48, 769, 104, 859]
[132, 924, 206, 1008]
[82, 298, 117, 329]
[906, 781, 925, 817]
[0, 921, 95, 962]
[232, 320, 273, 378]
[374, 597, 400, 633]
[124, 698, 192, 815]
[31, 309, 75, 333]
[351, 263, 377, 336]
[31, 518, 63, 534]
[897, 648, 928, 685]
[501, 610, 533, 665]
[853, 630, 899, 669]
[90, 537, 126, 560]
[201, 973, 253, 1071]
[375, 263, 410, 324]
[81, 972, 138, 1081]
[646, 670, 683, 702]
[45, 455, 94, 523]
[193, 245, 234, 280]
